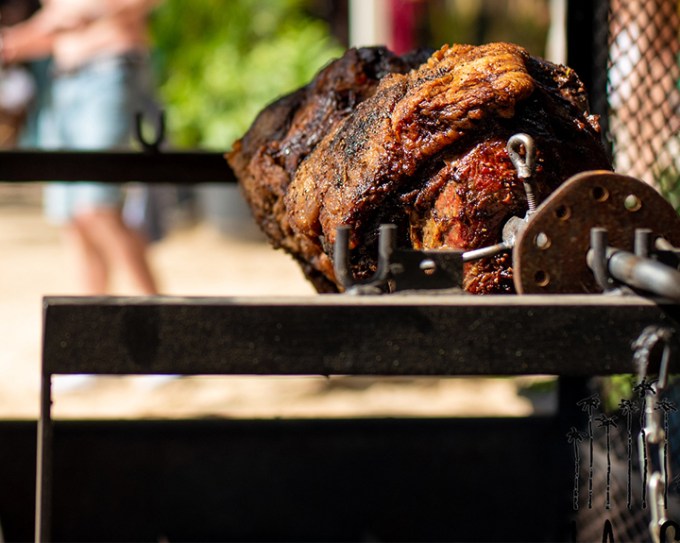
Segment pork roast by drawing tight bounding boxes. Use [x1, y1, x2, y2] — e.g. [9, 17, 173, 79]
[227, 42, 612, 294]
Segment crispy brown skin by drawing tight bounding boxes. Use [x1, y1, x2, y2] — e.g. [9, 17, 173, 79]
[228, 46, 430, 291]
[228, 43, 612, 293]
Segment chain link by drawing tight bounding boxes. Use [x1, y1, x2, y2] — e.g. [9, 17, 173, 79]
[634, 325, 674, 543]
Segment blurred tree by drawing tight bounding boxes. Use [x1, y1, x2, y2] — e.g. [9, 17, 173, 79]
[149, 0, 344, 150]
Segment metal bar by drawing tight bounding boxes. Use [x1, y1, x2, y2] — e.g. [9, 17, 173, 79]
[42, 294, 680, 377]
[587, 229, 680, 301]
[38, 293, 680, 540]
[35, 373, 52, 543]
[0, 150, 235, 183]
[462, 241, 510, 262]
[607, 249, 680, 302]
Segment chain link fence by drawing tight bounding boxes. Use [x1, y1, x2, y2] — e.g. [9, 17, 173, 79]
[604, 0, 680, 210]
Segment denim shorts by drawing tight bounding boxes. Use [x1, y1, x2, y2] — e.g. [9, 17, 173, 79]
[40, 53, 159, 224]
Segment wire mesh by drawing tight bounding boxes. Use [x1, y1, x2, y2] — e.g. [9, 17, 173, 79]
[605, 0, 680, 209]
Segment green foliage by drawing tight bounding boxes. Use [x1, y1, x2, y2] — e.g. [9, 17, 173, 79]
[600, 375, 636, 413]
[149, 0, 343, 150]
[656, 164, 680, 213]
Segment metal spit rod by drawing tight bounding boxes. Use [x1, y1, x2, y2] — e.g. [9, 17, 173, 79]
[588, 228, 680, 302]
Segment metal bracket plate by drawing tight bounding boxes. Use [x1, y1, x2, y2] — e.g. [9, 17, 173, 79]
[513, 171, 680, 294]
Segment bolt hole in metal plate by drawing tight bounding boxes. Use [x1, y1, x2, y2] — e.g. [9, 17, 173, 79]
[513, 171, 680, 294]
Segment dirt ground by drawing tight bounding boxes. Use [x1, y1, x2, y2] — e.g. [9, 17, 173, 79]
[0, 184, 552, 420]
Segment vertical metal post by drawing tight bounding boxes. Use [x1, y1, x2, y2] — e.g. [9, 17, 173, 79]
[635, 228, 653, 258]
[567, 0, 595, 91]
[35, 371, 52, 543]
[567, 0, 612, 158]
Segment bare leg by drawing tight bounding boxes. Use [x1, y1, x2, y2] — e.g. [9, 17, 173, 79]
[72, 208, 159, 295]
[63, 221, 109, 295]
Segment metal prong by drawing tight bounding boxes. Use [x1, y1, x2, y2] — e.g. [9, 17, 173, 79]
[587, 227, 613, 292]
[462, 241, 512, 262]
[333, 226, 353, 288]
[655, 237, 675, 252]
[635, 228, 653, 258]
[333, 224, 396, 294]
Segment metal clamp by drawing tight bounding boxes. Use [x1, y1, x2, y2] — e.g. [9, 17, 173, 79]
[333, 224, 465, 294]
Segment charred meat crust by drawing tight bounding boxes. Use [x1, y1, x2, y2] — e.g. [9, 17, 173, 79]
[229, 42, 612, 294]
[228, 46, 431, 291]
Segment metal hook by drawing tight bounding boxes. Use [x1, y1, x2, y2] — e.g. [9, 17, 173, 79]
[634, 325, 674, 389]
[507, 133, 536, 179]
[134, 109, 166, 153]
[333, 224, 396, 294]
[507, 133, 538, 214]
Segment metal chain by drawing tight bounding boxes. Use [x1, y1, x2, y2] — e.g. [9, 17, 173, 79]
[634, 325, 674, 543]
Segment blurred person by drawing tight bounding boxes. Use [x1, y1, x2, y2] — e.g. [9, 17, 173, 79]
[0, 0, 39, 148]
[0, 0, 162, 294]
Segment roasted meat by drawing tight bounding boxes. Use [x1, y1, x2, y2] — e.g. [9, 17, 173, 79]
[228, 42, 612, 293]
[228, 46, 431, 291]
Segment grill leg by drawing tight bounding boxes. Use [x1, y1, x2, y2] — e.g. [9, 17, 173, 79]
[35, 373, 52, 543]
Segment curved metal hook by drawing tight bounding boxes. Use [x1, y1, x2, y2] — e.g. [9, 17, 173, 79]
[507, 133, 536, 179]
[134, 109, 166, 153]
[634, 325, 674, 389]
